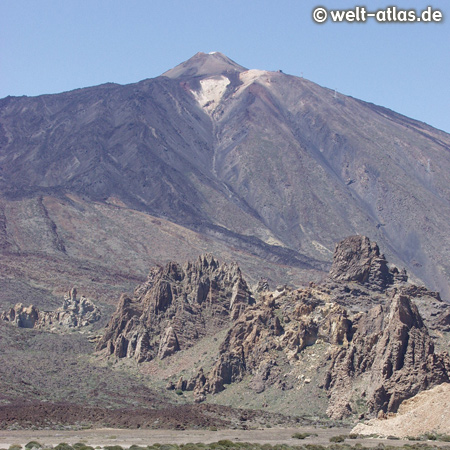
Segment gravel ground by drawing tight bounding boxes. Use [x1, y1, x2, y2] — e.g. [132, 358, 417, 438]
[1, 426, 448, 449]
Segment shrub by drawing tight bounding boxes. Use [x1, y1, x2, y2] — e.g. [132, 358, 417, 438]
[73, 444, 94, 450]
[103, 446, 124, 450]
[175, 389, 183, 396]
[329, 435, 346, 443]
[54, 444, 73, 450]
[423, 433, 437, 441]
[292, 433, 316, 440]
[9, 445, 22, 450]
[158, 446, 178, 450]
[25, 443, 42, 450]
[304, 445, 326, 450]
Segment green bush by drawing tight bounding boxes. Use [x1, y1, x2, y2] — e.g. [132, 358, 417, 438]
[73, 446, 94, 450]
[158, 446, 178, 450]
[304, 445, 326, 450]
[329, 435, 346, 443]
[175, 389, 183, 396]
[292, 433, 314, 440]
[25, 443, 42, 450]
[73, 444, 94, 450]
[217, 441, 235, 447]
[9, 445, 22, 450]
[103, 446, 124, 450]
[54, 444, 73, 450]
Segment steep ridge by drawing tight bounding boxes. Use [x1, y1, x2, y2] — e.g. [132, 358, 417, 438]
[96, 254, 254, 362]
[98, 236, 450, 419]
[1, 52, 450, 302]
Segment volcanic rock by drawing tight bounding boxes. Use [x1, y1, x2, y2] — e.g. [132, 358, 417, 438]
[95, 236, 450, 419]
[158, 326, 180, 359]
[1, 303, 40, 328]
[324, 293, 450, 419]
[39, 287, 101, 327]
[0, 287, 100, 329]
[329, 235, 406, 290]
[352, 383, 450, 438]
[96, 254, 254, 362]
[181, 237, 450, 418]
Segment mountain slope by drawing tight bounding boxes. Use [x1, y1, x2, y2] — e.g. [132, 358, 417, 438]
[1, 52, 450, 303]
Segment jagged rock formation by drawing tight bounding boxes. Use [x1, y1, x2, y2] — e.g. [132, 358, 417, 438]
[325, 293, 450, 418]
[1, 303, 40, 328]
[96, 254, 254, 362]
[329, 235, 407, 290]
[0, 287, 101, 329]
[139, 236, 449, 418]
[191, 286, 449, 418]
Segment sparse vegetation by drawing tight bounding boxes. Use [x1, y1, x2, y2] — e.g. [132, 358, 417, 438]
[54, 444, 73, 450]
[417, 433, 450, 442]
[25, 443, 42, 450]
[4, 439, 450, 450]
[292, 433, 317, 439]
[329, 435, 346, 443]
[72, 444, 94, 450]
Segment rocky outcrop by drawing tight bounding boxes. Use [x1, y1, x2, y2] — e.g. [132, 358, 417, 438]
[176, 237, 450, 418]
[158, 326, 180, 359]
[202, 300, 283, 395]
[329, 236, 407, 290]
[1, 303, 40, 328]
[96, 254, 254, 362]
[97, 237, 450, 419]
[39, 288, 101, 328]
[1, 287, 100, 329]
[192, 287, 353, 398]
[325, 293, 450, 419]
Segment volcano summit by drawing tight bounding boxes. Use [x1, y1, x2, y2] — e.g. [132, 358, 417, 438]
[0, 52, 450, 307]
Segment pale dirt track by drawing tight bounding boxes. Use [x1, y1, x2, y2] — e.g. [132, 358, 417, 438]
[1, 427, 448, 449]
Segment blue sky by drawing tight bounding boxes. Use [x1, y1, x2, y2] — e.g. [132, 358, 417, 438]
[1, 0, 449, 133]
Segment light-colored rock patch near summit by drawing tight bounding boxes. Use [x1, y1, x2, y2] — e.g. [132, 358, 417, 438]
[191, 76, 230, 113]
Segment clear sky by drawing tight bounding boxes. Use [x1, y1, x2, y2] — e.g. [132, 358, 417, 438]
[1, 0, 449, 133]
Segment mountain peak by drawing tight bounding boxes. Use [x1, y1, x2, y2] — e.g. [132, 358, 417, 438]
[162, 52, 247, 79]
